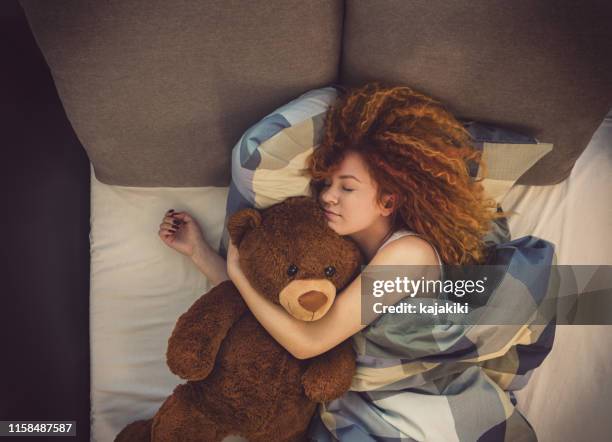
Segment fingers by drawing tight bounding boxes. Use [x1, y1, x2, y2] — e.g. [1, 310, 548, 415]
[160, 230, 174, 239]
[170, 212, 189, 221]
[160, 213, 181, 235]
[162, 216, 183, 226]
[162, 209, 185, 228]
[160, 208, 190, 237]
[160, 225, 177, 234]
[164, 208, 190, 222]
[159, 224, 178, 235]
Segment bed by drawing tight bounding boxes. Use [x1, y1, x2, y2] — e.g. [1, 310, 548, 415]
[10, 1, 612, 440]
[87, 110, 612, 441]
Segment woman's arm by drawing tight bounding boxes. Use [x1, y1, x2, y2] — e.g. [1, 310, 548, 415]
[227, 235, 440, 360]
[158, 209, 229, 286]
[191, 241, 229, 287]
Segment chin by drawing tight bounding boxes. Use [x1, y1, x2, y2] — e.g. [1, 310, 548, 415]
[327, 222, 348, 236]
[325, 219, 342, 234]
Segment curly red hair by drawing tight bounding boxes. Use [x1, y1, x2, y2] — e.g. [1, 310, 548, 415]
[308, 82, 505, 265]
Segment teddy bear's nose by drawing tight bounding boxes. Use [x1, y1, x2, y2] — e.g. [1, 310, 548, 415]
[297, 291, 328, 312]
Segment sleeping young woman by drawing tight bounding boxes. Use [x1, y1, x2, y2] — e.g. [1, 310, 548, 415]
[157, 83, 503, 440]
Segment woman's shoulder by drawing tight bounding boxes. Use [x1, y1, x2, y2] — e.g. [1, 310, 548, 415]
[372, 233, 440, 267]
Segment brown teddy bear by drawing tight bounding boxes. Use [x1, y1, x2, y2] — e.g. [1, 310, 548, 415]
[115, 196, 363, 442]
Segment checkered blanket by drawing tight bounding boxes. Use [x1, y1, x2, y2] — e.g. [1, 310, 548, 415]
[308, 235, 556, 442]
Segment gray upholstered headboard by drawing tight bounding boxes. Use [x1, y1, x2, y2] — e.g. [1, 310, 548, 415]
[19, 0, 612, 187]
[19, 0, 343, 187]
[339, 0, 612, 185]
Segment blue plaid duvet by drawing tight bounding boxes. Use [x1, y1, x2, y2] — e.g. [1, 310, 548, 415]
[308, 235, 556, 442]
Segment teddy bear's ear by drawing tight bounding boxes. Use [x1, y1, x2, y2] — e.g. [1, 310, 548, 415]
[227, 208, 262, 247]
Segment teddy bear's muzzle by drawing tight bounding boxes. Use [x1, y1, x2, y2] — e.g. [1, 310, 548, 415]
[279, 279, 337, 322]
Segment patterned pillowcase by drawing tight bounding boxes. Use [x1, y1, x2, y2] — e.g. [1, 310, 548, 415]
[219, 86, 338, 255]
[463, 120, 553, 204]
[218, 88, 553, 255]
[463, 121, 554, 246]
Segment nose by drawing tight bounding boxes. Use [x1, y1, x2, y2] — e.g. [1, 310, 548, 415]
[320, 186, 337, 205]
[297, 291, 328, 312]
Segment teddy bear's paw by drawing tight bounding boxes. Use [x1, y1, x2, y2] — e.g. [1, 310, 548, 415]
[301, 370, 351, 403]
[114, 418, 153, 442]
[151, 394, 227, 442]
[166, 339, 216, 381]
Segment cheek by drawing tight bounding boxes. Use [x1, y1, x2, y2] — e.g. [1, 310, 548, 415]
[347, 198, 377, 223]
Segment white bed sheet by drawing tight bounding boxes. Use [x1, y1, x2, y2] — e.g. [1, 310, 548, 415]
[90, 112, 611, 441]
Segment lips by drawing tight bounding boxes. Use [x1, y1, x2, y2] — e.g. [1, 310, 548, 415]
[323, 208, 340, 217]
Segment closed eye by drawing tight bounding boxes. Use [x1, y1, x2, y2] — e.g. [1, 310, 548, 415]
[342, 187, 354, 192]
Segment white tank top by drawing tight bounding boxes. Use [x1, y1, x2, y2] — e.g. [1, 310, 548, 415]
[377, 229, 445, 280]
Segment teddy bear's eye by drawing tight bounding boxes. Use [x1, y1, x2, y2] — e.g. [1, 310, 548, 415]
[324, 266, 336, 277]
[287, 264, 299, 277]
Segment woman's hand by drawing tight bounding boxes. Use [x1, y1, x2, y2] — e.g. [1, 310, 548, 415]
[158, 209, 206, 258]
[225, 238, 244, 282]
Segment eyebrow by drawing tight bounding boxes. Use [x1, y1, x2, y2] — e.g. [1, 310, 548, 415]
[339, 175, 361, 183]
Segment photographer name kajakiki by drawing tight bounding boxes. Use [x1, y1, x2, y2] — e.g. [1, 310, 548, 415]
[372, 301, 469, 315]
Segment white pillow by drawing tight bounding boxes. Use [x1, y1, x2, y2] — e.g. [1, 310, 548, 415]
[89, 164, 245, 441]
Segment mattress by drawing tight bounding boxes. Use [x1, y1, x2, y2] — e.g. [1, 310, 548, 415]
[89, 111, 612, 441]
[505, 111, 612, 441]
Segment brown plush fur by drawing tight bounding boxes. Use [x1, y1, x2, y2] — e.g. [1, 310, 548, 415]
[115, 196, 362, 442]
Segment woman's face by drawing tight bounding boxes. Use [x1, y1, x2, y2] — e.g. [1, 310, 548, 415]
[318, 150, 391, 236]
